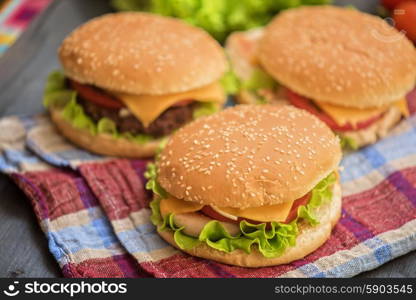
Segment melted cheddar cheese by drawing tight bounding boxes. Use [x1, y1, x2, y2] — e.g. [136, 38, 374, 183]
[112, 82, 226, 127]
[159, 197, 295, 223]
[214, 201, 295, 223]
[159, 197, 204, 217]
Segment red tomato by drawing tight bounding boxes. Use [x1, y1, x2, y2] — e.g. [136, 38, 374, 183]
[71, 80, 193, 109]
[69, 80, 124, 109]
[382, 0, 412, 10]
[393, 1, 416, 42]
[284, 193, 311, 224]
[286, 89, 383, 132]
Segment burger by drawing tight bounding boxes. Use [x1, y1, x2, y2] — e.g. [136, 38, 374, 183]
[43, 12, 227, 157]
[226, 6, 416, 149]
[146, 104, 342, 267]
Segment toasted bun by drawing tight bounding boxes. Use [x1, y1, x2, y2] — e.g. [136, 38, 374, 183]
[59, 12, 227, 96]
[49, 108, 160, 158]
[157, 105, 342, 208]
[158, 182, 342, 268]
[259, 6, 416, 109]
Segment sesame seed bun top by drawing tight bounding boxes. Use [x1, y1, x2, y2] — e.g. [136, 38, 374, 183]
[157, 105, 342, 209]
[259, 6, 416, 109]
[59, 12, 228, 95]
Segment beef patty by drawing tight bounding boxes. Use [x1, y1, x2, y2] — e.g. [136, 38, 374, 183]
[78, 97, 196, 137]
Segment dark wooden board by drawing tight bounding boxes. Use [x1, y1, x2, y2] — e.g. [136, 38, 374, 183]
[0, 0, 114, 278]
[0, 0, 414, 278]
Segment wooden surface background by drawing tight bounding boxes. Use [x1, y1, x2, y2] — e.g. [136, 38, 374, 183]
[0, 0, 415, 278]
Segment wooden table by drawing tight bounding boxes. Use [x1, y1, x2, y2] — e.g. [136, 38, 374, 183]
[0, 0, 415, 278]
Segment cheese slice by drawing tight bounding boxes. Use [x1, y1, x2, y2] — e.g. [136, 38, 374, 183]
[112, 82, 226, 127]
[314, 98, 409, 128]
[159, 196, 295, 223]
[159, 197, 204, 217]
[213, 201, 295, 223]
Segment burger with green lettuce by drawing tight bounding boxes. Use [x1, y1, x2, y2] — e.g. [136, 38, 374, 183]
[146, 104, 342, 267]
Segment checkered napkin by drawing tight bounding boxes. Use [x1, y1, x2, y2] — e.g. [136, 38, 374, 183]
[0, 90, 416, 278]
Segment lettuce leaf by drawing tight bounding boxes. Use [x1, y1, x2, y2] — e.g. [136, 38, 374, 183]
[120, 132, 154, 145]
[111, 0, 332, 42]
[144, 163, 168, 198]
[339, 135, 358, 151]
[199, 220, 251, 253]
[97, 118, 118, 136]
[111, 0, 149, 11]
[148, 172, 336, 258]
[220, 69, 241, 94]
[222, 67, 277, 99]
[237, 68, 278, 104]
[193, 102, 220, 119]
[256, 95, 268, 105]
[62, 98, 97, 135]
[44, 70, 67, 94]
[155, 138, 169, 157]
[308, 172, 336, 208]
[43, 71, 75, 108]
[150, 197, 163, 226]
[174, 229, 202, 250]
[242, 68, 277, 91]
[297, 205, 319, 226]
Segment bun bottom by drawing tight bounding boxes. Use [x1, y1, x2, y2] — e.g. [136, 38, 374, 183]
[158, 183, 342, 268]
[49, 108, 161, 158]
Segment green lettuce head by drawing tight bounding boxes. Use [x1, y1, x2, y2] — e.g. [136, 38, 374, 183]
[111, 0, 332, 43]
[339, 135, 358, 151]
[242, 68, 277, 91]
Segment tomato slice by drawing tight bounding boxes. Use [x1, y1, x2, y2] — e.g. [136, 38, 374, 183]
[286, 89, 383, 132]
[70, 80, 194, 110]
[284, 193, 311, 223]
[69, 80, 124, 109]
